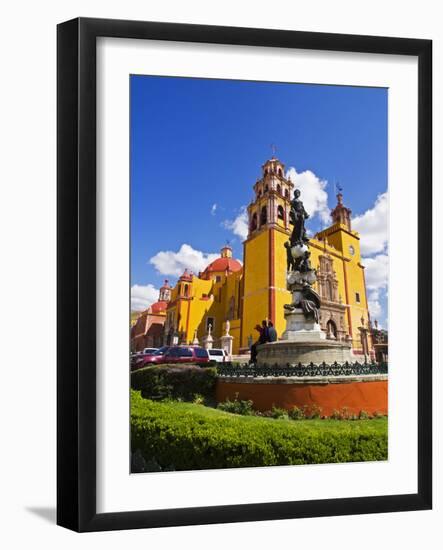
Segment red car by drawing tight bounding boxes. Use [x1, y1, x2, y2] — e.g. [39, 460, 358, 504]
[163, 346, 209, 365]
[131, 346, 170, 370]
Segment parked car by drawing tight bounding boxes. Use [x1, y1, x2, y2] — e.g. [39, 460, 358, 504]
[130, 352, 143, 369]
[162, 346, 209, 365]
[142, 347, 158, 355]
[207, 348, 228, 364]
[132, 346, 170, 370]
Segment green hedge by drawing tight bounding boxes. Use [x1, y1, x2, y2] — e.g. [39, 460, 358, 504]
[131, 365, 217, 402]
[131, 390, 388, 471]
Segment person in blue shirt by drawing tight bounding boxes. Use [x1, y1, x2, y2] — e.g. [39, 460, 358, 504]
[267, 321, 277, 343]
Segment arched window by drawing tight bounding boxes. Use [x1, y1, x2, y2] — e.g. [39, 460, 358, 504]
[184, 284, 189, 297]
[264, 169, 268, 175]
[260, 206, 267, 225]
[277, 205, 284, 220]
[277, 184, 281, 195]
[278, 168, 282, 177]
[264, 185, 269, 193]
[327, 320, 337, 339]
[285, 189, 289, 198]
[251, 212, 258, 231]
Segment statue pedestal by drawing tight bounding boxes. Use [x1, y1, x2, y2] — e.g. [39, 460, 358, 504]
[220, 335, 234, 357]
[281, 309, 325, 342]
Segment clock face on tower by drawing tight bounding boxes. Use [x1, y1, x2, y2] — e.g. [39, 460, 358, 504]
[349, 245, 355, 256]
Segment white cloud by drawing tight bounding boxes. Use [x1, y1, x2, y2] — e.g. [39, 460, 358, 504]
[149, 244, 219, 277]
[131, 283, 159, 311]
[363, 253, 388, 291]
[368, 296, 383, 320]
[286, 167, 330, 223]
[211, 203, 217, 216]
[362, 253, 388, 324]
[367, 287, 383, 321]
[353, 192, 388, 256]
[222, 206, 249, 241]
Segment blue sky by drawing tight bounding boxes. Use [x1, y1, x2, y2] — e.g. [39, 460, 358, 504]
[130, 75, 388, 326]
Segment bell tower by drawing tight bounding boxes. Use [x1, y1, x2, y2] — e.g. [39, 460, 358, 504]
[240, 156, 293, 350]
[331, 192, 352, 230]
[158, 279, 172, 302]
[247, 157, 294, 236]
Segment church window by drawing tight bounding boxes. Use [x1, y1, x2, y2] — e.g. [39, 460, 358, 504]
[285, 189, 289, 198]
[215, 275, 221, 283]
[277, 184, 281, 195]
[327, 320, 337, 339]
[355, 292, 361, 303]
[251, 213, 258, 231]
[264, 185, 269, 192]
[278, 168, 282, 176]
[260, 206, 267, 225]
[184, 284, 189, 297]
[277, 205, 284, 220]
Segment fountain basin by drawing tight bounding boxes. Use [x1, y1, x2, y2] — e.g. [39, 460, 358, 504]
[257, 338, 353, 366]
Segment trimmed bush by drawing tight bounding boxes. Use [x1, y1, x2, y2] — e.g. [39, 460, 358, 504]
[131, 365, 217, 402]
[131, 390, 388, 472]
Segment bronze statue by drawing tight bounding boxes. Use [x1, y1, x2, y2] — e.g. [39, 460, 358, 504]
[298, 251, 312, 273]
[289, 189, 310, 246]
[283, 283, 321, 323]
[299, 284, 321, 324]
[284, 241, 296, 272]
[284, 189, 321, 323]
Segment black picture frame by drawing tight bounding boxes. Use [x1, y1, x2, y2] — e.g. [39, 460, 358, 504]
[57, 17, 432, 532]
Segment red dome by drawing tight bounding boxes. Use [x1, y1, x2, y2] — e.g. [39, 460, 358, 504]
[203, 257, 242, 275]
[149, 300, 168, 314]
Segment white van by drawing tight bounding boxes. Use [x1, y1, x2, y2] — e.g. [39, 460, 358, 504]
[207, 348, 228, 363]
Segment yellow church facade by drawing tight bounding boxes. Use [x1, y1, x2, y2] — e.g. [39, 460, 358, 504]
[163, 157, 374, 359]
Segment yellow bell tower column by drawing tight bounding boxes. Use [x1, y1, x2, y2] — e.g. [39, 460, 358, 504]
[240, 157, 293, 350]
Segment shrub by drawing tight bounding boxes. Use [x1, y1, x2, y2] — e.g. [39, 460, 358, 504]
[359, 410, 370, 420]
[193, 394, 205, 405]
[271, 406, 289, 420]
[131, 390, 388, 471]
[131, 365, 217, 402]
[288, 405, 306, 420]
[217, 393, 254, 416]
[330, 407, 353, 420]
[307, 404, 322, 419]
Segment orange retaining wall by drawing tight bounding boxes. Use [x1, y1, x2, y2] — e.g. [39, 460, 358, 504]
[216, 378, 388, 417]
